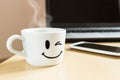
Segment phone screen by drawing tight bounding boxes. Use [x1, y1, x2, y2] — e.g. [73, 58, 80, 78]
[75, 43, 120, 53]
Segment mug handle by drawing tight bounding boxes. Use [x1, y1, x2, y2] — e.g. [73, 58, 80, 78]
[6, 35, 25, 56]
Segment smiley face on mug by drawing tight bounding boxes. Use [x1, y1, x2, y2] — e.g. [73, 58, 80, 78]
[42, 40, 63, 59]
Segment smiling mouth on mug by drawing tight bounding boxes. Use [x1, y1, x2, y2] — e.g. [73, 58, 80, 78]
[42, 51, 63, 59]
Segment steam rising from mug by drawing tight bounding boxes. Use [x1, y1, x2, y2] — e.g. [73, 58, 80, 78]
[28, 0, 48, 27]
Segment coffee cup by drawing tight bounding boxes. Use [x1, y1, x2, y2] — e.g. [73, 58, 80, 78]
[6, 28, 66, 66]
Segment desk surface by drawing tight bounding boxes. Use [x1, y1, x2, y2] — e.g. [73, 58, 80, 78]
[1, 43, 120, 80]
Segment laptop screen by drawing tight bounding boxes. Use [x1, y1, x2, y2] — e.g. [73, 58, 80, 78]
[46, 0, 120, 28]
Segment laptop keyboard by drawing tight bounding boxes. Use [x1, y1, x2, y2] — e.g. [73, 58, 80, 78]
[66, 28, 120, 33]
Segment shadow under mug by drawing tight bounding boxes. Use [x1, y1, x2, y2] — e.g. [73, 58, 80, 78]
[6, 28, 66, 66]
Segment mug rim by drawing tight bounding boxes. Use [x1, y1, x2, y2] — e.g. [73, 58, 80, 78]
[21, 28, 66, 33]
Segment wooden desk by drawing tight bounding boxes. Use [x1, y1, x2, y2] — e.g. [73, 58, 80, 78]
[1, 43, 120, 80]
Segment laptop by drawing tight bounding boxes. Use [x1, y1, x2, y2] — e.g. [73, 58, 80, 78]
[46, 0, 120, 42]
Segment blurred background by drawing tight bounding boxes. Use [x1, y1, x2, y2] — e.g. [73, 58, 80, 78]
[0, 0, 46, 62]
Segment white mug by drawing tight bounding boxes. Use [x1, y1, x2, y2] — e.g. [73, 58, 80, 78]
[6, 28, 66, 66]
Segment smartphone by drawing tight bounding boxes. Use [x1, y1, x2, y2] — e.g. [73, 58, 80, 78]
[70, 41, 120, 56]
